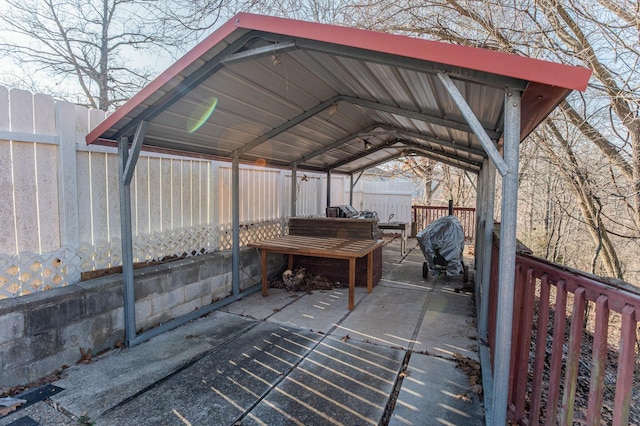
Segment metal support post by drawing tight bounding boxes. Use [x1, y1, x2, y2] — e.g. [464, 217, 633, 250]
[349, 174, 354, 206]
[232, 156, 240, 296]
[491, 89, 521, 425]
[291, 165, 297, 217]
[326, 169, 332, 208]
[480, 158, 496, 339]
[475, 166, 486, 290]
[118, 136, 137, 345]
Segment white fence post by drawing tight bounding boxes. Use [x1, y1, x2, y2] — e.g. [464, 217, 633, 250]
[56, 101, 80, 248]
[0, 86, 16, 255]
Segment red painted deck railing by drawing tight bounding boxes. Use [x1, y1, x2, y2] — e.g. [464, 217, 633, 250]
[489, 240, 640, 425]
[412, 205, 476, 241]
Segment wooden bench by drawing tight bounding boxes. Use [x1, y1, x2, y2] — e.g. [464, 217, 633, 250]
[287, 217, 383, 287]
[248, 235, 383, 310]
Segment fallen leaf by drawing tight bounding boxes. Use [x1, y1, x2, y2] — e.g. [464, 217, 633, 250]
[78, 347, 92, 364]
[0, 405, 18, 416]
[456, 391, 471, 402]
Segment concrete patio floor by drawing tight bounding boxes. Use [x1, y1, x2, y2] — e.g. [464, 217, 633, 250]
[1, 237, 484, 426]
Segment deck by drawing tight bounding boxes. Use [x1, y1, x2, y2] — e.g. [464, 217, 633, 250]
[1, 238, 484, 426]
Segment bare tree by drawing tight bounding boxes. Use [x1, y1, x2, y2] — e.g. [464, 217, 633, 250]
[239, 0, 353, 24]
[337, 0, 639, 281]
[0, 0, 233, 110]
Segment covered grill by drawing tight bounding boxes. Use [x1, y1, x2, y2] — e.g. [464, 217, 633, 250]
[417, 215, 468, 281]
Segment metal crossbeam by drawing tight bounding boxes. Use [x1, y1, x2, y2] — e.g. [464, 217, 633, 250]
[221, 40, 298, 64]
[230, 95, 342, 157]
[397, 139, 483, 168]
[292, 124, 381, 166]
[437, 73, 509, 176]
[243, 94, 498, 163]
[122, 121, 148, 186]
[369, 125, 486, 158]
[406, 148, 481, 174]
[344, 96, 501, 139]
[282, 37, 528, 92]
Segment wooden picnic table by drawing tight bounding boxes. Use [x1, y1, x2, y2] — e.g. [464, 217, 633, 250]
[248, 235, 384, 310]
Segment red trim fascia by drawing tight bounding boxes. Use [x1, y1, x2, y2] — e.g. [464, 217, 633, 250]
[87, 12, 591, 146]
[520, 83, 571, 139]
[232, 13, 591, 92]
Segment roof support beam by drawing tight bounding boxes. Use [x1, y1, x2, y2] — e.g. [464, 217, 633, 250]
[347, 145, 480, 175]
[343, 96, 501, 139]
[237, 93, 499, 162]
[365, 125, 486, 158]
[292, 124, 381, 166]
[407, 148, 481, 174]
[294, 122, 486, 171]
[325, 137, 481, 172]
[352, 170, 365, 187]
[438, 73, 509, 176]
[220, 40, 298, 65]
[122, 120, 148, 186]
[350, 152, 407, 174]
[397, 139, 483, 168]
[230, 95, 342, 157]
[323, 139, 397, 170]
[281, 37, 529, 92]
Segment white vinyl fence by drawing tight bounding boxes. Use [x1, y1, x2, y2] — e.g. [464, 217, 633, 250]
[0, 86, 412, 298]
[351, 180, 414, 223]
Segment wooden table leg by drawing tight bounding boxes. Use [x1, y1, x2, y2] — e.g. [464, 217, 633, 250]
[367, 250, 373, 293]
[348, 257, 356, 310]
[261, 249, 268, 297]
[288, 254, 294, 270]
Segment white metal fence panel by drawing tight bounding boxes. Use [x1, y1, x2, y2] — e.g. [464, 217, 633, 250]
[350, 179, 415, 222]
[0, 86, 415, 297]
[0, 89, 60, 256]
[75, 150, 216, 271]
[360, 193, 413, 223]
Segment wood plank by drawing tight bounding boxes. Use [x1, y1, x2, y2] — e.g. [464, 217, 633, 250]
[249, 235, 383, 258]
[293, 248, 382, 287]
[252, 235, 384, 309]
[288, 217, 381, 240]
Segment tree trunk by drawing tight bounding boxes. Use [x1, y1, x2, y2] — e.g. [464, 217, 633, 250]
[542, 123, 624, 278]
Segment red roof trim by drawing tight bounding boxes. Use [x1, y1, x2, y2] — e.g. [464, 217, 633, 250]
[86, 12, 591, 146]
[232, 13, 591, 92]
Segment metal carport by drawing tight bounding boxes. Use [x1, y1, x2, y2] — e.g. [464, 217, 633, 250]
[85, 12, 591, 424]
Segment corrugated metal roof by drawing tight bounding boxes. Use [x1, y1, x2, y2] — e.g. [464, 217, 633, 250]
[86, 13, 591, 175]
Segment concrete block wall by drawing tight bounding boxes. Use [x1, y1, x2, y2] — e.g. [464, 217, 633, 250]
[0, 248, 283, 387]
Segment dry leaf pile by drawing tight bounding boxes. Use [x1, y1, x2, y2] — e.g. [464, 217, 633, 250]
[453, 353, 483, 400]
[269, 268, 346, 292]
